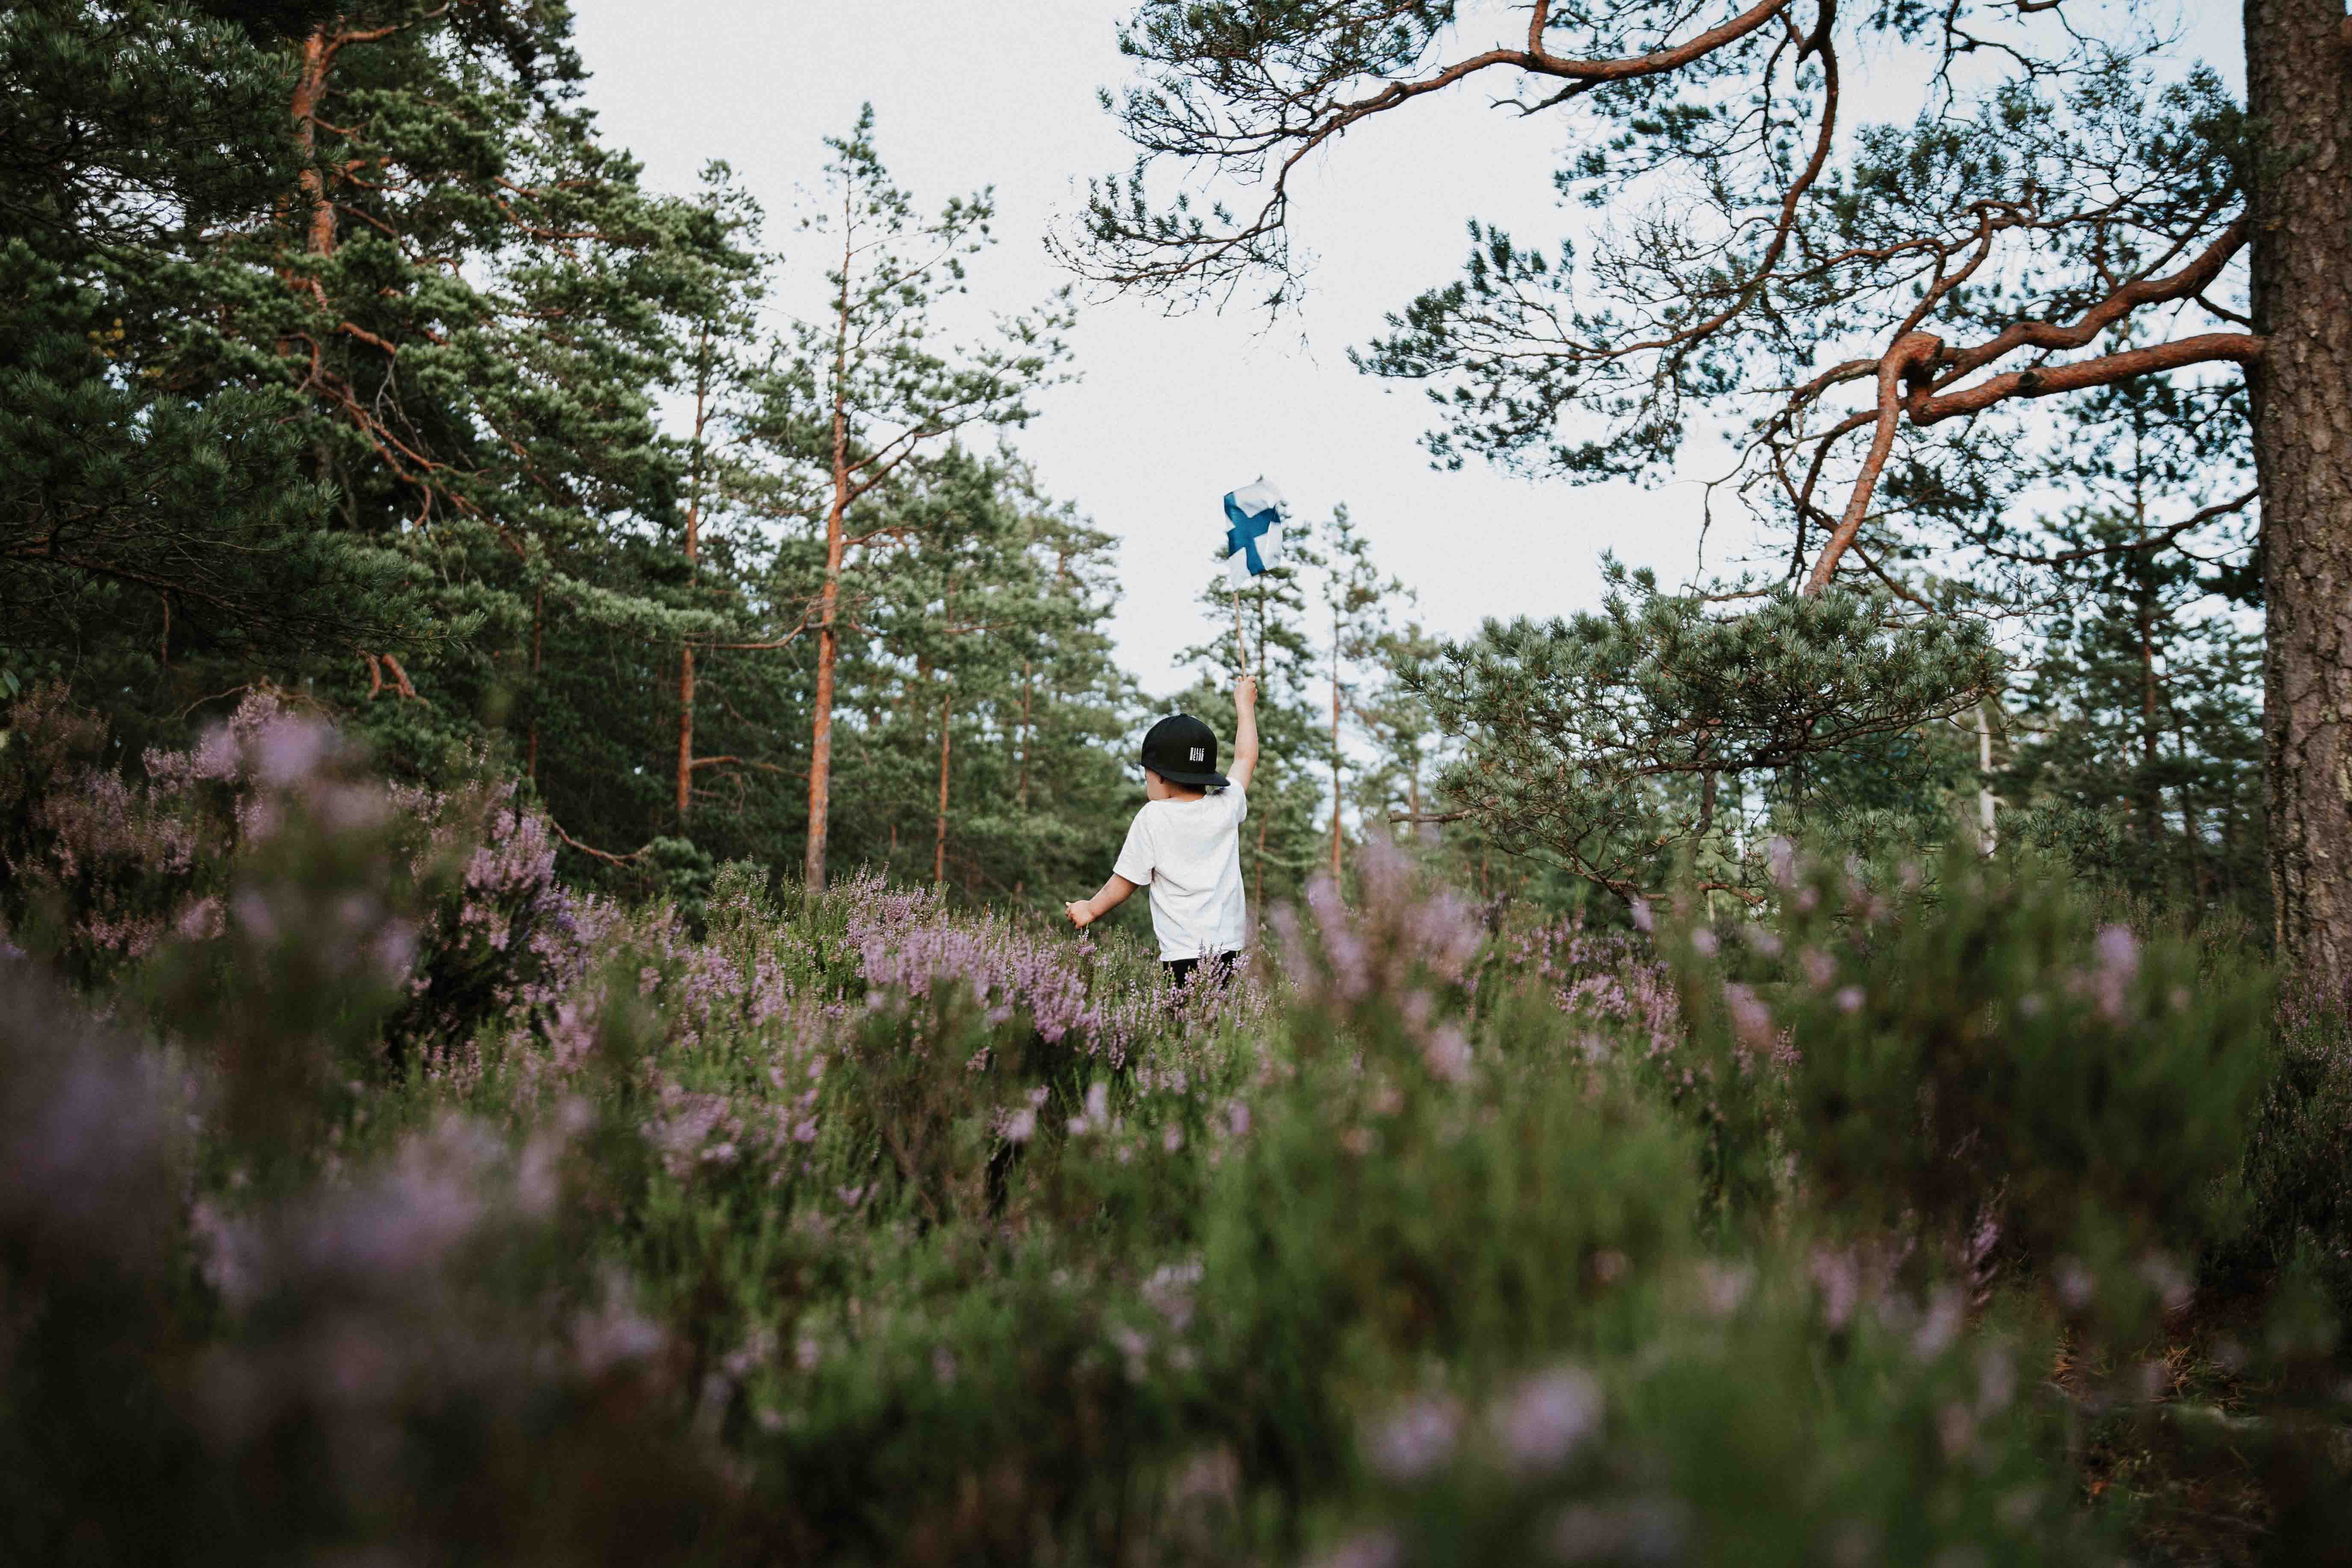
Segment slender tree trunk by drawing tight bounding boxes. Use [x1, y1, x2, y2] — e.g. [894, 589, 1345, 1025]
[526, 582, 544, 785]
[676, 647, 695, 818]
[2222, 785, 2242, 909]
[1976, 705, 1998, 856]
[2178, 777, 2207, 907]
[1251, 585, 1269, 921]
[1699, 764, 1720, 920]
[677, 342, 708, 825]
[1016, 659, 1034, 812]
[2248, 0, 2352, 990]
[804, 220, 855, 895]
[2133, 456, 2162, 849]
[1330, 604, 1343, 882]
[2138, 600, 2161, 844]
[934, 684, 953, 887]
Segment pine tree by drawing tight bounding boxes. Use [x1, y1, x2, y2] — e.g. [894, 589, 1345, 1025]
[745, 107, 1071, 894]
[661, 165, 783, 830]
[784, 452, 1134, 904]
[1997, 378, 2266, 921]
[4, 0, 768, 837]
[1409, 567, 2001, 908]
[0, 0, 415, 723]
[1317, 505, 1404, 880]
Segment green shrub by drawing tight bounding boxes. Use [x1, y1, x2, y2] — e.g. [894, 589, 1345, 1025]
[1316, 1271, 2110, 1568]
[1676, 843, 2277, 1274]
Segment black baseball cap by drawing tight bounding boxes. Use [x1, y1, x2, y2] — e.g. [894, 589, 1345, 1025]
[1139, 713, 1227, 789]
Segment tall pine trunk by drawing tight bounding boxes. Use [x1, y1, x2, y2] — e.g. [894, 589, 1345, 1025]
[1016, 659, 1033, 812]
[1330, 604, 1343, 883]
[804, 220, 854, 895]
[526, 584, 543, 785]
[934, 683, 952, 886]
[2248, 0, 2352, 989]
[676, 342, 708, 825]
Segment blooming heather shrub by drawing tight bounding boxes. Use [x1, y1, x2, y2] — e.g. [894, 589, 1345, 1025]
[1274, 843, 1485, 1080]
[0, 957, 741, 1568]
[1497, 912, 1682, 1068]
[0, 684, 228, 983]
[1317, 1264, 2109, 1568]
[1674, 842, 2277, 1275]
[9, 714, 2348, 1565]
[392, 783, 587, 1042]
[1200, 845, 1704, 1508]
[0, 688, 594, 1051]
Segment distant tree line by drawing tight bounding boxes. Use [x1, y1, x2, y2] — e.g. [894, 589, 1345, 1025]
[0, 1, 1137, 909]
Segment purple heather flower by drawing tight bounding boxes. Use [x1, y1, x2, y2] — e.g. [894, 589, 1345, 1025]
[1490, 1367, 1604, 1474]
[1365, 1394, 1463, 1482]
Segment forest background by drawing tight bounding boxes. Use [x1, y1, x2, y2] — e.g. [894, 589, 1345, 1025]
[0, 0, 2281, 938]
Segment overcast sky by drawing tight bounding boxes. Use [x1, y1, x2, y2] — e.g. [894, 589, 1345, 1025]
[565, 1, 2243, 697]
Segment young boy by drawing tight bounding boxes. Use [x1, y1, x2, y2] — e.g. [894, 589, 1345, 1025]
[1067, 676, 1259, 988]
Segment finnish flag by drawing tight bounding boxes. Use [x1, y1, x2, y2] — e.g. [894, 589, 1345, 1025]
[1223, 479, 1287, 589]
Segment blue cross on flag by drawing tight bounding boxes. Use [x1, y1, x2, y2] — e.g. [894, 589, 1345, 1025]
[1222, 479, 1287, 589]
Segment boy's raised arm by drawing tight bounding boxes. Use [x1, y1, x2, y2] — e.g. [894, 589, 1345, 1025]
[1229, 675, 1260, 793]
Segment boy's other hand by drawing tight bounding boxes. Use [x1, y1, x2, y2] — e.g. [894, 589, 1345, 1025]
[1235, 674, 1258, 712]
[1065, 900, 1095, 929]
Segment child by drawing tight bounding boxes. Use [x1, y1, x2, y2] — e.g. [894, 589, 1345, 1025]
[1067, 675, 1259, 989]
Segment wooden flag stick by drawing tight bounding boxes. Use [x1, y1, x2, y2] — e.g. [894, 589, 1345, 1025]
[1230, 576, 1250, 678]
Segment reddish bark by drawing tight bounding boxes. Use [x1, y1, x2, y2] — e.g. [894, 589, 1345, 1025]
[934, 685, 952, 886]
[803, 217, 853, 895]
[2249, 0, 2352, 990]
[292, 30, 337, 258]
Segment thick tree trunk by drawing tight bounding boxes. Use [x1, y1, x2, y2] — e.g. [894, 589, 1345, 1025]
[293, 30, 337, 257]
[2248, 0, 2352, 989]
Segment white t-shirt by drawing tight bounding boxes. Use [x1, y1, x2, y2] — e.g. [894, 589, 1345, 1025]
[1113, 786, 1249, 960]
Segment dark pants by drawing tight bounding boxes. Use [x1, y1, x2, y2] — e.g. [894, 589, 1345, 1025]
[1162, 951, 1239, 993]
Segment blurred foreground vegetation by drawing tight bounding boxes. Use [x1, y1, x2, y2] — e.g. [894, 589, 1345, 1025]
[4, 690, 2349, 1567]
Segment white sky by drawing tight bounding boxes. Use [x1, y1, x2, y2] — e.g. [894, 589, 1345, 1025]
[566, 1, 2244, 697]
